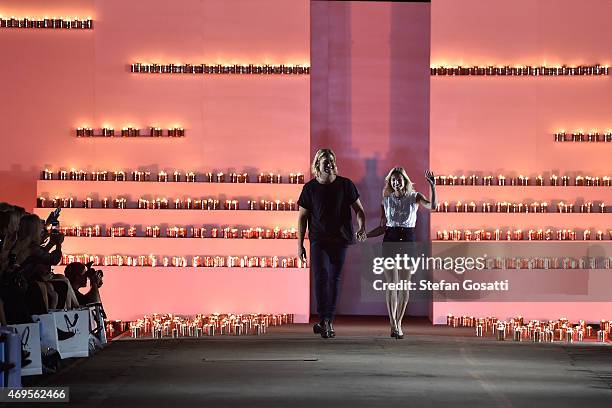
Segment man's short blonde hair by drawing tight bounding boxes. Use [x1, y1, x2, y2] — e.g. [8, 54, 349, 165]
[311, 148, 338, 177]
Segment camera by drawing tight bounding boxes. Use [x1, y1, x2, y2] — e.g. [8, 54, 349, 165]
[85, 261, 104, 288]
[45, 208, 62, 238]
[46, 207, 61, 226]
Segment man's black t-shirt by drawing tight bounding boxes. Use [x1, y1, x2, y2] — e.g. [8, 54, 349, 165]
[297, 175, 360, 245]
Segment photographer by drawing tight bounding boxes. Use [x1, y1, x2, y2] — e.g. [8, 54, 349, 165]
[41, 208, 64, 266]
[63, 262, 103, 306]
[13, 214, 63, 270]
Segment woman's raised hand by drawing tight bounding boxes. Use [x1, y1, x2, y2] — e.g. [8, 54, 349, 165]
[425, 170, 435, 185]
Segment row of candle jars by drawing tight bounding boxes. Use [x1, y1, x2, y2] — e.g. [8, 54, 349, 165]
[42, 169, 305, 184]
[135, 198, 297, 211]
[59, 225, 300, 239]
[61, 254, 308, 268]
[61, 254, 155, 267]
[149, 226, 298, 239]
[473, 257, 612, 270]
[70, 253, 606, 270]
[130, 63, 310, 75]
[154, 171, 305, 184]
[250, 200, 297, 211]
[435, 174, 612, 187]
[554, 131, 612, 143]
[435, 201, 606, 213]
[137, 197, 218, 210]
[37, 196, 298, 211]
[128, 313, 294, 339]
[104, 320, 129, 339]
[37, 196, 131, 209]
[192, 256, 306, 268]
[430, 65, 609, 76]
[447, 315, 611, 343]
[76, 127, 184, 137]
[0, 17, 92, 29]
[136, 198, 299, 211]
[139, 198, 298, 211]
[436, 229, 612, 241]
[59, 225, 103, 237]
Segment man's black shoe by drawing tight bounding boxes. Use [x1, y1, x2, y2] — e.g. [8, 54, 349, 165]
[319, 319, 335, 338]
[327, 320, 336, 338]
[313, 321, 324, 335]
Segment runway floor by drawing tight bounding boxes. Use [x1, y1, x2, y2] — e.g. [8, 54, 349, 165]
[21, 317, 612, 408]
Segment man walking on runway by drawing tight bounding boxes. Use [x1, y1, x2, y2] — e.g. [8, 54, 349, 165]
[297, 148, 367, 338]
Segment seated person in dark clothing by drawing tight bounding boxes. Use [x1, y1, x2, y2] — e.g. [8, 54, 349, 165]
[1, 260, 31, 324]
[14, 214, 63, 311]
[2, 213, 64, 323]
[25, 264, 59, 314]
[63, 262, 103, 306]
[0, 205, 26, 275]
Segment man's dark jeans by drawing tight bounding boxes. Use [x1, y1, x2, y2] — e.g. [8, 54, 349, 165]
[310, 240, 348, 321]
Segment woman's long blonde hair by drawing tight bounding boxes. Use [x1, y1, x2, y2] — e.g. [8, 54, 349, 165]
[12, 214, 43, 265]
[311, 148, 338, 177]
[0, 206, 26, 270]
[383, 167, 414, 197]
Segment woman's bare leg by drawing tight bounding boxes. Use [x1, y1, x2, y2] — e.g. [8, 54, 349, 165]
[395, 267, 412, 335]
[383, 267, 398, 332]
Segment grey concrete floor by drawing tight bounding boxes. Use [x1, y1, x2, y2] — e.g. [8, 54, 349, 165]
[20, 317, 612, 408]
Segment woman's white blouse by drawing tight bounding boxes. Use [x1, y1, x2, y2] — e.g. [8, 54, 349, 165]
[383, 191, 418, 227]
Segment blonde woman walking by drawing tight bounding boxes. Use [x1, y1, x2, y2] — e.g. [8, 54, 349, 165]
[367, 167, 436, 338]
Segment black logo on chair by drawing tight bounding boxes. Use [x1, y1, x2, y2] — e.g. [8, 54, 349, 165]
[20, 326, 32, 367]
[90, 305, 106, 342]
[57, 313, 79, 341]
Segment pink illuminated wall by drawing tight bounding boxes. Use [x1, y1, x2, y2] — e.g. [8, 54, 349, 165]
[0, 0, 311, 321]
[0, 0, 310, 210]
[311, 1, 431, 316]
[430, 0, 612, 323]
[431, 0, 612, 175]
